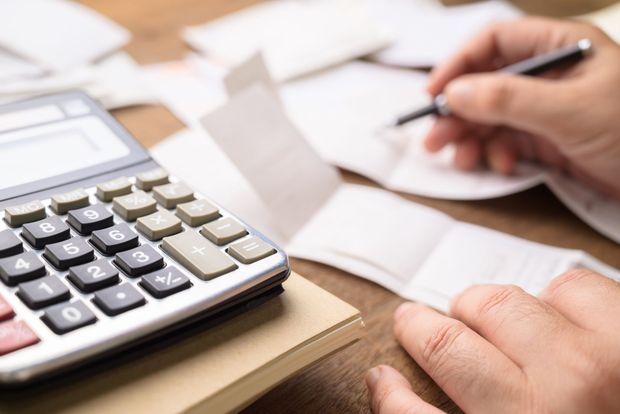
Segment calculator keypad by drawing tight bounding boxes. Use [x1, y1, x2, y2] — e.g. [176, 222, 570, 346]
[140, 267, 191, 299]
[4, 201, 46, 227]
[112, 191, 157, 222]
[50, 189, 90, 215]
[67, 204, 114, 235]
[91, 223, 139, 256]
[93, 284, 145, 316]
[0, 252, 47, 286]
[136, 210, 182, 241]
[22, 216, 70, 249]
[68, 259, 119, 293]
[201, 217, 248, 246]
[176, 199, 220, 227]
[135, 168, 169, 191]
[0, 230, 23, 259]
[42, 301, 97, 334]
[44, 238, 95, 270]
[115, 245, 164, 277]
[17, 276, 71, 309]
[153, 182, 194, 209]
[96, 177, 133, 202]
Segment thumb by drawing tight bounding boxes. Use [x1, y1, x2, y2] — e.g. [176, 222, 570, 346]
[444, 73, 569, 136]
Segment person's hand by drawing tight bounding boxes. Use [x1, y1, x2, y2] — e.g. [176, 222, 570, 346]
[365, 269, 620, 413]
[423, 18, 620, 199]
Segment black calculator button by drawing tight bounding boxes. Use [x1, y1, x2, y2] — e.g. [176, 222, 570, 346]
[92, 284, 145, 316]
[0, 251, 47, 286]
[17, 276, 71, 309]
[67, 204, 114, 235]
[140, 267, 191, 299]
[68, 259, 119, 292]
[44, 238, 95, 270]
[115, 245, 164, 277]
[22, 216, 70, 249]
[0, 230, 23, 258]
[42, 300, 97, 334]
[90, 223, 139, 256]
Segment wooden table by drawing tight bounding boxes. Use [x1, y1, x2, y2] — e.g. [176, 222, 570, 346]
[81, 1, 620, 412]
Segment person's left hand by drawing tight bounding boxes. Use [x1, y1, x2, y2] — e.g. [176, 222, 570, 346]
[365, 269, 620, 413]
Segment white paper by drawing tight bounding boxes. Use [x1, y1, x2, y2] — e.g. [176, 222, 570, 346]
[280, 61, 546, 199]
[367, 0, 523, 68]
[182, 0, 393, 81]
[0, 0, 130, 71]
[0, 48, 43, 82]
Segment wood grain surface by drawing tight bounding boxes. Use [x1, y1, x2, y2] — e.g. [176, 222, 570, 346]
[80, 1, 620, 412]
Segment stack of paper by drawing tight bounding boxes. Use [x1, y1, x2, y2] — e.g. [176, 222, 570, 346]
[151, 85, 620, 312]
[366, 0, 523, 68]
[0, 0, 155, 109]
[182, 0, 393, 81]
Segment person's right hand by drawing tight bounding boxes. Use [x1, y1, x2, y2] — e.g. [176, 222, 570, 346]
[423, 17, 620, 199]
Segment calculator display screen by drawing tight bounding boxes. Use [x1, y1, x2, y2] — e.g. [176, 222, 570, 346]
[0, 115, 130, 191]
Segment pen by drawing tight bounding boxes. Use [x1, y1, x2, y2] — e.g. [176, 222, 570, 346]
[387, 38, 593, 128]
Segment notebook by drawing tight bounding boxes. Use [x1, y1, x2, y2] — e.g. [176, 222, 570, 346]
[0, 272, 364, 414]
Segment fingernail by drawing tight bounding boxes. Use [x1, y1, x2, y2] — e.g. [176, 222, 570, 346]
[446, 79, 475, 106]
[394, 302, 414, 320]
[366, 366, 382, 391]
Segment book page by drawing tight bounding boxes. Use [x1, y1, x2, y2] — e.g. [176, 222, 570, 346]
[182, 0, 392, 82]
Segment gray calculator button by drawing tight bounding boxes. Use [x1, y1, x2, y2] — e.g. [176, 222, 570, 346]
[200, 217, 248, 246]
[68, 259, 119, 292]
[91, 223, 139, 256]
[93, 284, 146, 316]
[22, 216, 70, 249]
[96, 177, 133, 202]
[17, 276, 70, 309]
[67, 204, 114, 235]
[135, 168, 169, 191]
[162, 231, 237, 280]
[227, 237, 276, 264]
[176, 199, 220, 227]
[112, 191, 157, 221]
[4, 201, 46, 227]
[153, 182, 194, 209]
[0, 230, 23, 258]
[44, 238, 94, 270]
[136, 209, 182, 241]
[140, 267, 191, 299]
[0, 251, 47, 286]
[42, 300, 97, 334]
[50, 189, 90, 215]
[115, 245, 164, 277]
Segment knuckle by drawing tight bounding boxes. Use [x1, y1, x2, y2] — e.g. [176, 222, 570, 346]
[422, 320, 467, 369]
[476, 285, 523, 320]
[371, 382, 404, 414]
[477, 77, 513, 113]
[544, 269, 597, 300]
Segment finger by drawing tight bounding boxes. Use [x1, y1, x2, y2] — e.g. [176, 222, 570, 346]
[453, 137, 482, 170]
[366, 365, 445, 414]
[539, 269, 620, 332]
[427, 17, 598, 94]
[394, 302, 524, 413]
[484, 132, 517, 175]
[450, 284, 577, 366]
[423, 117, 468, 152]
[444, 73, 573, 138]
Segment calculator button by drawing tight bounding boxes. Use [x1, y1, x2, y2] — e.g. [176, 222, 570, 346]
[42, 301, 97, 334]
[0, 295, 14, 321]
[0, 251, 47, 286]
[0, 230, 23, 258]
[115, 245, 164, 277]
[44, 238, 95, 270]
[91, 223, 139, 256]
[112, 191, 157, 221]
[96, 177, 133, 202]
[135, 168, 169, 191]
[136, 209, 182, 241]
[153, 182, 194, 209]
[4, 201, 46, 227]
[50, 189, 90, 215]
[200, 217, 248, 245]
[68, 259, 119, 292]
[162, 231, 237, 280]
[140, 267, 191, 299]
[0, 320, 39, 356]
[22, 216, 70, 249]
[17, 276, 71, 309]
[67, 204, 114, 235]
[93, 284, 146, 316]
[176, 199, 220, 227]
[227, 237, 277, 264]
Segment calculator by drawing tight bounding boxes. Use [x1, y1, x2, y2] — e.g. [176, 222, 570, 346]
[0, 92, 290, 384]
